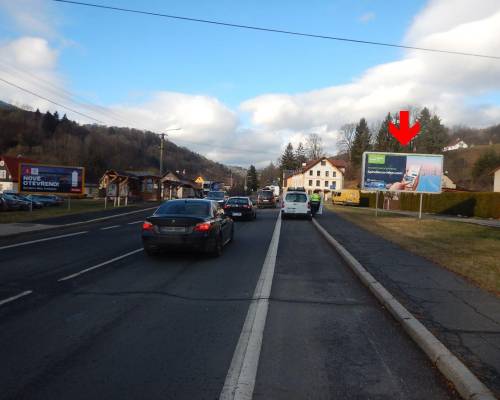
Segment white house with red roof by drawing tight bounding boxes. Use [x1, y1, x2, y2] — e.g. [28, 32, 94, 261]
[443, 138, 468, 152]
[0, 155, 37, 192]
[285, 157, 346, 200]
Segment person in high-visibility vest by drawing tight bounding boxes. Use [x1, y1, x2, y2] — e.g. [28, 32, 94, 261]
[310, 191, 321, 216]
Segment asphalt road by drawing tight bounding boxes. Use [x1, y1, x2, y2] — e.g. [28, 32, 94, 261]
[0, 208, 459, 399]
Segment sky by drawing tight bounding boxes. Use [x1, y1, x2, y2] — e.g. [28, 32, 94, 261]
[1, 0, 500, 167]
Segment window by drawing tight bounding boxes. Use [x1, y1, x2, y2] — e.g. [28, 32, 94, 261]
[308, 180, 313, 186]
[332, 171, 336, 177]
[309, 170, 313, 176]
[325, 171, 329, 177]
[321, 160, 326, 166]
[285, 193, 307, 203]
[155, 200, 210, 216]
[331, 182, 336, 189]
[316, 180, 320, 187]
[0, 170, 6, 179]
[325, 181, 329, 187]
[316, 170, 320, 176]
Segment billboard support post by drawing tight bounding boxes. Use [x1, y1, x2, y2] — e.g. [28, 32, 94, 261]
[104, 196, 107, 209]
[68, 197, 71, 211]
[375, 190, 379, 217]
[419, 193, 423, 219]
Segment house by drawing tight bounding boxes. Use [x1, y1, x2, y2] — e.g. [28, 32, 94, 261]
[443, 138, 468, 152]
[285, 157, 346, 200]
[99, 170, 162, 202]
[442, 174, 456, 190]
[493, 166, 500, 192]
[0, 155, 37, 192]
[161, 171, 202, 200]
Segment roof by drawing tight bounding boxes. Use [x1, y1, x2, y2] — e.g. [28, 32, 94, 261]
[124, 170, 160, 178]
[445, 138, 467, 147]
[287, 157, 347, 179]
[1, 155, 38, 182]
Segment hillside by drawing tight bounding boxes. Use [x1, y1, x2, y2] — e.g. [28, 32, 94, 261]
[0, 104, 233, 183]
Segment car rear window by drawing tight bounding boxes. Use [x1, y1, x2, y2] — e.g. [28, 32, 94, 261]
[259, 191, 273, 198]
[156, 201, 210, 217]
[227, 198, 249, 205]
[285, 193, 307, 203]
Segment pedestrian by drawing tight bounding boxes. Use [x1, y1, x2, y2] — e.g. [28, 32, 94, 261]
[310, 190, 321, 216]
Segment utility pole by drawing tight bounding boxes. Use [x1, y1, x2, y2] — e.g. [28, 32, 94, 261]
[159, 133, 166, 176]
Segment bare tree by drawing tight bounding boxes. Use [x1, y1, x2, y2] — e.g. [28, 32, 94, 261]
[305, 133, 325, 160]
[337, 123, 357, 161]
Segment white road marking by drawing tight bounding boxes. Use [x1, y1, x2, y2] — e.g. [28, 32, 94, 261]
[100, 225, 120, 230]
[0, 231, 89, 251]
[57, 248, 143, 282]
[220, 213, 282, 400]
[0, 290, 33, 307]
[127, 220, 143, 225]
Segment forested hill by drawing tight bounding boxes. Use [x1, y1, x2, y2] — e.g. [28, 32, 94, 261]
[0, 104, 232, 182]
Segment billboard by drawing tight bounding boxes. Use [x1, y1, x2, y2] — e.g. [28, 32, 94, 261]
[361, 152, 443, 193]
[19, 163, 85, 195]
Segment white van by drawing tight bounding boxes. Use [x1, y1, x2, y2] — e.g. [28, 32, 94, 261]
[281, 191, 311, 220]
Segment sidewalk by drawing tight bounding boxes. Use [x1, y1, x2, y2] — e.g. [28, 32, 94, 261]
[0, 203, 159, 238]
[317, 209, 500, 397]
[375, 208, 500, 228]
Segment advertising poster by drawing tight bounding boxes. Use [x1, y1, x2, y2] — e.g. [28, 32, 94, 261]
[362, 152, 443, 193]
[19, 163, 85, 195]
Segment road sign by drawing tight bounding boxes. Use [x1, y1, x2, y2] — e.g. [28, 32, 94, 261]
[19, 163, 85, 195]
[361, 152, 443, 194]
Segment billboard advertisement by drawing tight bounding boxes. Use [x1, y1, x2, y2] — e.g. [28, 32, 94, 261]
[19, 163, 85, 195]
[361, 152, 443, 193]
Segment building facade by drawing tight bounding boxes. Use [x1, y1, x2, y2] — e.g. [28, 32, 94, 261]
[0, 155, 37, 192]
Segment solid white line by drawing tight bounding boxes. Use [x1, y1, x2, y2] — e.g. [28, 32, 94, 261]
[127, 220, 144, 225]
[0, 231, 89, 251]
[0, 290, 33, 307]
[220, 213, 282, 400]
[100, 225, 120, 230]
[57, 248, 143, 282]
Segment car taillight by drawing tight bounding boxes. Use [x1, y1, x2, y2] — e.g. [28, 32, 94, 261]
[194, 222, 212, 232]
[142, 221, 154, 231]
[223, 205, 229, 209]
[307, 202, 311, 209]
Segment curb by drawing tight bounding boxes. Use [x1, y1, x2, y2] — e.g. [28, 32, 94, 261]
[0, 205, 159, 239]
[311, 218, 496, 400]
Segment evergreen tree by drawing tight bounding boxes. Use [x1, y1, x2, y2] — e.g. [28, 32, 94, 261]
[375, 113, 392, 151]
[295, 142, 307, 166]
[426, 115, 448, 153]
[246, 165, 259, 192]
[351, 118, 371, 166]
[414, 107, 432, 152]
[280, 142, 298, 170]
[41, 111, 58, 137]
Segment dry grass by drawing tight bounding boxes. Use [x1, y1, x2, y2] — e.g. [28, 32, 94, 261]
[0, 199, 132, 223]
[326, 204, 500, 295]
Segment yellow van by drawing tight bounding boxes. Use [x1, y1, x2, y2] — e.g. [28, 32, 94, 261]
[332, 189, 360, 206]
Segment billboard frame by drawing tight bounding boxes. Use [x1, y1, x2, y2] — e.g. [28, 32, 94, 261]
[361, 151, 443, 195]
[18, 162, 86, 196]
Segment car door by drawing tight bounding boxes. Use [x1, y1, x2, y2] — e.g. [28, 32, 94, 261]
[216, 203, 231, 241]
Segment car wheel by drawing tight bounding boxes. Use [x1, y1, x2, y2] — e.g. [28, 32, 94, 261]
[210, 235, 223, 257]
[281, 213, 287, 220]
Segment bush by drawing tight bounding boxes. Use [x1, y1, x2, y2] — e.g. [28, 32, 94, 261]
[360, 191, 500, 218]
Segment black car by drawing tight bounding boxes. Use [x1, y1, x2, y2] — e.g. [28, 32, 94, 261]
[224, 197, 256, 220]
[26, 194, 58, 207]
[142, 199, 234, 257]
[0, 193, 25, 211]
[13, 194, 43, 209]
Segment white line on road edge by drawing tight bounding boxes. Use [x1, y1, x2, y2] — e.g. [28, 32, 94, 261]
[100, 225, 120, 230]
[57, 248, 143, 282]
[127, 220, 144, 225]
[220, 214, 282, 400]
[311, 218, 496, 400]
[0, 231, 89, 251]
[0, 290, 33, 307]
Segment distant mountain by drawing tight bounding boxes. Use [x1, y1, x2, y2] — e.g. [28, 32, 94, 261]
[0, 102, 235, 183]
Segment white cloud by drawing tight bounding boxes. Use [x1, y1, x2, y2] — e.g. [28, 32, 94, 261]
[358, 12, 375, 23]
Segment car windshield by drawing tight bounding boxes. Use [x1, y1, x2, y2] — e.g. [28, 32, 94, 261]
[207, 192, 225, 200]
[155, 200, 210, 217]
[227, 198, 249, 205]
[285, 193, 307, 203]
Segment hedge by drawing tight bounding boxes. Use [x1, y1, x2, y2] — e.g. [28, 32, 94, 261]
[359, 191, 500, 219]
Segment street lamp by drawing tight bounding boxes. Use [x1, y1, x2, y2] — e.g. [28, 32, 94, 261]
[159, 128, 181, 176]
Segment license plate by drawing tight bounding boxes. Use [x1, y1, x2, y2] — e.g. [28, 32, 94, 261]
[160, 226, 186, 233]
[232, 212, 242, 216]
[263, 200, 269, 202]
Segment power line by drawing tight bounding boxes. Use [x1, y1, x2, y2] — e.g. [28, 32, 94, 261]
[53, 0, 500, 60]
[0, 76, 105, 124]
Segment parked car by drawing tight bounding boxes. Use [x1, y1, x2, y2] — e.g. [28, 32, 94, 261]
[0, 193, 26, 211]
[142, 199, 234, 257]
[12, 194, 44, 209]
[25, 194, 58, 206]
[281, 191, 311, 220]
[45, 194, 65, 205]
[256, 189, 276, 208]
[224, 196, 256, 220]
[206, 191, 226, 206]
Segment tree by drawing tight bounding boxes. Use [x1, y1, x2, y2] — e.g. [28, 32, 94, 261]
[414, 107, 432, 152]
[305, 133, 324, 160]
[259, 162, 280, 186]
[338, 123, 357, 161]
[472, 149, 500, 181]
[280, 142, 298, 170]
[375, 113, 392, 151]
[295, 142, 307, 166]
[426, 115, 448, 153]
[41, 111, 58, 137]
[351, 118, 371, 166]
[246, 165, 259, 192]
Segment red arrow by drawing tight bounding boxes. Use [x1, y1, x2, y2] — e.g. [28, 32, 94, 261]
[388, 110, 420, 146]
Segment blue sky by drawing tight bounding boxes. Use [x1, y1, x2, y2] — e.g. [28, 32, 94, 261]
[1, 0, 500, 166]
